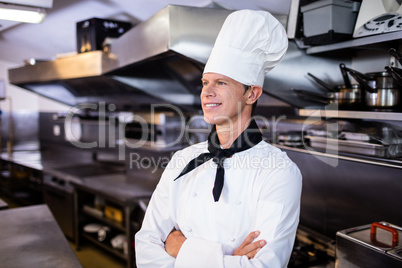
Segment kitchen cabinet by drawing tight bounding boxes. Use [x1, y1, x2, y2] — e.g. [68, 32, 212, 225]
[0, 159, 43, 206]
[73, 175, 152, 268]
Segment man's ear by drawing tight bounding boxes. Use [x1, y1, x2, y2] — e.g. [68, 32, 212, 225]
[246, 85, 263, 105]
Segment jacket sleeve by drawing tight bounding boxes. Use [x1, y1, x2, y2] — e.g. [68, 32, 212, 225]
[174, 160, 302, 268]
[134, 153, 179, 268]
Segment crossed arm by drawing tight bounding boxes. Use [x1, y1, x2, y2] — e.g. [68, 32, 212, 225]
[165, 229, 266, 259]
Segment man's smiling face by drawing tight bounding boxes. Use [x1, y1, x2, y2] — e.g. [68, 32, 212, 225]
[200, 73, 250, 128]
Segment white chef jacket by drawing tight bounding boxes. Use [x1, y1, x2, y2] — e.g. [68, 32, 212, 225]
[135, 140, 302, 268]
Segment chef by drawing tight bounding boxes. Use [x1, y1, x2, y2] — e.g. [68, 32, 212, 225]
[135, 9, 302, 267]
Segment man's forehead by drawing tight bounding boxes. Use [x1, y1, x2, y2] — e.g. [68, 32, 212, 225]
[202, 73, 236, 82]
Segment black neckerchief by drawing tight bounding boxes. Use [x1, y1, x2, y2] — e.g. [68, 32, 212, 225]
[174, 119, 262, 202]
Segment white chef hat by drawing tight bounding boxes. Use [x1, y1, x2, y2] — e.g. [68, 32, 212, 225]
[203, 9, 288, 87]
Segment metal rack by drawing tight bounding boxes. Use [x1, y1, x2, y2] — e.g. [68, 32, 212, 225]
[298, 109, 402, 121]
[305, 31, 402, 55]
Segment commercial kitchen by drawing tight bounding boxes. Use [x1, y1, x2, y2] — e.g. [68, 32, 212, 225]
[0, 0, 401, 267]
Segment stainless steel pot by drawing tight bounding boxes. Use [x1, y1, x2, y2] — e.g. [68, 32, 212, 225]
[307, 70, 361, 107]
[365, 88, 399, 108]
[328, 84, 361, 106]
[366, 71, 399, 90]
[343, 65, 401, 108]
[291, 85, 361, 107]
[336, 64, 361, 106]
[365, 72, 400, 108]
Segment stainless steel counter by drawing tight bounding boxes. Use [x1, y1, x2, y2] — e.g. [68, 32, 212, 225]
[1, 150, 43, 170]
[0, 198, 8, 209]
[0, 204, 82, 267]
[74, 174, 154, 205]
[0, 147, 98, 174]
[0, 147, 125, 185]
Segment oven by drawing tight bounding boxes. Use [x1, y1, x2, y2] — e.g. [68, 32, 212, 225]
[43, 173, 75, 240]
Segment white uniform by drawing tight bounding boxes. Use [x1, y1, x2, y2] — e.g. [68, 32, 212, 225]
[135, 140, 302, 268]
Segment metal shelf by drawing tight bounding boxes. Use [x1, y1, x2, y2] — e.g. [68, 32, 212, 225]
[82, 233, 128, 261]
[298, 109, 402, 121]
[82, 206, 126, 232]
[305, 31, 402, 55]
[276, 145, 402, 169]
[74, 186, 136, 268]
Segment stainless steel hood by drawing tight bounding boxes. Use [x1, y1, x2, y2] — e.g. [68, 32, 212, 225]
[8, 5, 233, 110]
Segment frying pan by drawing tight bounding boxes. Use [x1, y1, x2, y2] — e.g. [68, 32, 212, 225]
[307, 72, 337, 92]
[291, 88, 330, 105]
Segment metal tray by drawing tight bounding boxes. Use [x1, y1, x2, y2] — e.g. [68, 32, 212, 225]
[336, 222, 402, 267]
[306, 136, 388, 158]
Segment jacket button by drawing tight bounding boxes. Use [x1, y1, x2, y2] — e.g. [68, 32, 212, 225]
[230, 238, 236, 242]
[192, 193, 197, 197]
[236, 200, 241, 205]
[186, 227, 192, 232]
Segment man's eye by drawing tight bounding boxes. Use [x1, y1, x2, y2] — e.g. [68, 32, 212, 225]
[217, 81, 226, 85]
[202, 81, 208, 86]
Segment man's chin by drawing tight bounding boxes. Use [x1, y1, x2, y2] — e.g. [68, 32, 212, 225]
[203, 116, 220, 125]
[203, 117, 233, 128]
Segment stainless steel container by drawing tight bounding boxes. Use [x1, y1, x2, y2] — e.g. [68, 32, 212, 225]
[336, 222, 402, 267]
[365, 88, 399, 108]
[365, 72, 400, 108]
[328, 84, 361, 106]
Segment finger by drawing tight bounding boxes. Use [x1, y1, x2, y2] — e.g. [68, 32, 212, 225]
[242, 240, 266, 257]
[240, 231, 260, 247]
[246, 241, 266, 259]
[246, 247, 262, 259]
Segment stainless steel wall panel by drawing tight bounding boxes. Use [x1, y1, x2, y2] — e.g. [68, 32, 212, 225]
[283, 148, 402, 239]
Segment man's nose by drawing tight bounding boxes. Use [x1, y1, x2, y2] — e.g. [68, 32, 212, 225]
[201, 84, 216, 97]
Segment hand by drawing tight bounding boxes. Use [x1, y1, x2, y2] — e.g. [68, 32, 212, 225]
[233, 231, 266, 259]
[165, 229, 187, 258]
